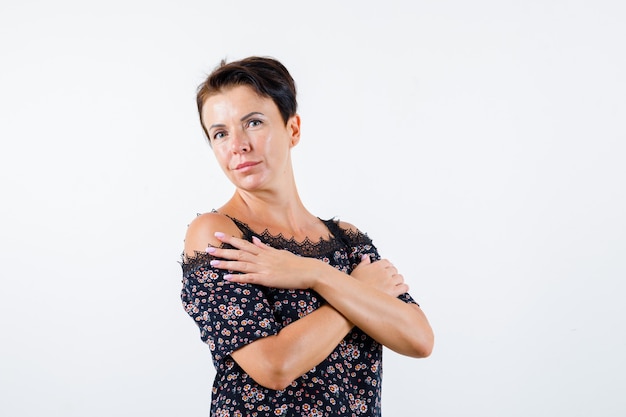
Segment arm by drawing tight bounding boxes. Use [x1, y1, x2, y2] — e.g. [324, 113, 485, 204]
[313, 255, 434, 358]
[230, 304, 352, 390]
[208, 227, 434, 359]
[183, 213, 353, 390]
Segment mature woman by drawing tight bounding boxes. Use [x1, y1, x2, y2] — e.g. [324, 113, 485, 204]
[181, 56, 434, 417]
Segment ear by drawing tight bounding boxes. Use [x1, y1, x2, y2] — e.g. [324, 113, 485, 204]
[287, 114, 301, 147]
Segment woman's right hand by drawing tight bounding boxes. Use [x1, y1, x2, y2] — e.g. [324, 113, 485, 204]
[206, 232, 328, 289]
[350, 255, 409, 298]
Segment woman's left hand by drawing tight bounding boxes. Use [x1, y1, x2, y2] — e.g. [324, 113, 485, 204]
[351, 255, 409, 298]
[206, 232, 326, 289]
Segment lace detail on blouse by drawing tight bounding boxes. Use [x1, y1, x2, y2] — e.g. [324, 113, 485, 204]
[180, 216, 374, 268]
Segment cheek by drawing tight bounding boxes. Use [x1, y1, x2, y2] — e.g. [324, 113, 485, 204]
[212, 147, 230, 165]
[260, 133, 284, 153]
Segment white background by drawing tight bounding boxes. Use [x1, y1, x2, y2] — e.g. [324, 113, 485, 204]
[1, 1, 625, 416]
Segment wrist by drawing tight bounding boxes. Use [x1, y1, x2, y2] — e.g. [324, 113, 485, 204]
[309, 260, 342, 293]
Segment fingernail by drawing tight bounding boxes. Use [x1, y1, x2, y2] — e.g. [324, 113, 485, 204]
[206, 247, 216, 253]
[223, 274, 233, 281]
[210, 260, 220, 266]
[252, 236, 261, 243]
[214, 232, 225, 238]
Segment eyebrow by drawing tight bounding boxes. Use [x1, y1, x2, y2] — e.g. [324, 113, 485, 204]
[208, 112, 265, 132]
[240, 111, 264, 121]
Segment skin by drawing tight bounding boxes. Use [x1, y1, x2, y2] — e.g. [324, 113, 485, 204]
[184, 85, 434, 390]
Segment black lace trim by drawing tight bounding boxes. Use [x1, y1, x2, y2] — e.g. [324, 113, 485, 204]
[180, 215, 373, 271]
[180, 250, 222, 273]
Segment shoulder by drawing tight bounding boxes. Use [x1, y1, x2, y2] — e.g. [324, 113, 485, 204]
[330, 218, 375, 246]
[184, 212, 242, 258]
[334, 219, 360, 234]
[329, 218, 369, 239]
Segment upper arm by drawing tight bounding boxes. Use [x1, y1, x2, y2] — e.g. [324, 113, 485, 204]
[183, 212, 242, 259]
[181, 214, 281, 364]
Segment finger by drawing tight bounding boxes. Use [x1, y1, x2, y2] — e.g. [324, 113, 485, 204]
[360, 254, 371, 264]
[386, 265, 398, 275]
[206, 246, 250, 261]
[252, 236, 268, 249]
[224, 273, 259, 284]
[215, 232, 261, 254]
[391, 283, 410, 298]
[209, 259, 253, 273]
[391, 273, 405, 284]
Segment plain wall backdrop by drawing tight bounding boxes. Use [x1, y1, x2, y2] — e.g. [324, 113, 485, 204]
[1, 1, 624, 416]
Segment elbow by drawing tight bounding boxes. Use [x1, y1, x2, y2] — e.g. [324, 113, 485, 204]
[414, 338, 434, 358]
[244, 358, 299, 391]
[406, 328, 435, 358]
[264, 378, 294, 392]
[253, 368, 297, 391]
[232, 340, 301, 391]
[404, 305, 434, 358]
[418, 330, 435, 358]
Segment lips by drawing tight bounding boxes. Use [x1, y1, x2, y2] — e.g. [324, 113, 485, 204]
[234, 161, 260, 170]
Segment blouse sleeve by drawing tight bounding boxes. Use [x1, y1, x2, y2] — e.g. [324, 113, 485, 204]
[343, 227, 420, 307]
[180, 252, 280, 364]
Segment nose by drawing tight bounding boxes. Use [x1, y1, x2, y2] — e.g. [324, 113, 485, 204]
[230, 129, 250, 154]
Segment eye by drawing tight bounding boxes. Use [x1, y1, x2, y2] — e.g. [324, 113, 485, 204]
[246, 119, 263, 129]
[212, 131, 227, 141]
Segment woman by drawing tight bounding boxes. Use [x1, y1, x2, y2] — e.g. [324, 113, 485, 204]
[181, 56, 434, 417]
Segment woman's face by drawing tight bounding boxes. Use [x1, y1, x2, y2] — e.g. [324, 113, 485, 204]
[201, 85, 300, 192]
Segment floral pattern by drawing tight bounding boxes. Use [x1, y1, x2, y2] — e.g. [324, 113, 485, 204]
[181, 218, 417, 416]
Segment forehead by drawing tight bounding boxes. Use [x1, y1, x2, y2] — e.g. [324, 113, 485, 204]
[201, 85, 276, 123]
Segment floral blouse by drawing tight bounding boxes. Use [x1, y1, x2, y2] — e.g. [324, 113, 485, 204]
[180, 217, 417, 417]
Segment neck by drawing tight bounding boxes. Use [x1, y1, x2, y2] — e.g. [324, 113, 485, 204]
[220, 184, 316, 236]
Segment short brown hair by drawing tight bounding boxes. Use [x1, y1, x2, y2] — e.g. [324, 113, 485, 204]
[196, 56, 298, 142]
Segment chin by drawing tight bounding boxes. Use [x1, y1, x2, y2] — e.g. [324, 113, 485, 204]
[234, 179, 266, 192]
